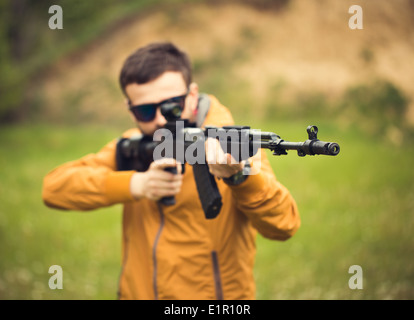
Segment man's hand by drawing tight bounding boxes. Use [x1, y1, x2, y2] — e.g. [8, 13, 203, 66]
[205, 137, 244, 178]
[129, 159, 183, 201]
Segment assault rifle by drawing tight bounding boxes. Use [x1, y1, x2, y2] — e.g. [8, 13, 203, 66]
[116, 101, 340, 220]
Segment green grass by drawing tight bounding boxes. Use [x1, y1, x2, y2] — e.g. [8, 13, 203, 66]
[0, 121, 413, 299]
[0, 123, 124, 299]
[253, 120, 414, 299]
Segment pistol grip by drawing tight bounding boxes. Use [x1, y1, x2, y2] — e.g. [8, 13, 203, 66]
[159, 166, 177, 206]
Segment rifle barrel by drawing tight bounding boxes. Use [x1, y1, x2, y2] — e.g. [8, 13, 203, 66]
[278, 140, 340, 156]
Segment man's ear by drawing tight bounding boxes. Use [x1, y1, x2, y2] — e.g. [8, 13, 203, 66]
[189, 82, 199, 96]
[188, 82, 199, 111]
[128, 110, 136, 124]
[125, 98, 138, 125]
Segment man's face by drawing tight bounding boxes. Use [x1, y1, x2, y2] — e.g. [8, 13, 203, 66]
[125, 71, 198, 136]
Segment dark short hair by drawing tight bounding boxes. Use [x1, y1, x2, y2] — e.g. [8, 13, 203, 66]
[119, 42, 192, 96]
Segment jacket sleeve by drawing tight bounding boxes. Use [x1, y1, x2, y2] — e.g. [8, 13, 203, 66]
[42, 138, 135, 211]
[228, 149, 301, 241]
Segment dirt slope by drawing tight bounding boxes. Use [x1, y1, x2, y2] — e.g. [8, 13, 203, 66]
[40, 0, 414, 125]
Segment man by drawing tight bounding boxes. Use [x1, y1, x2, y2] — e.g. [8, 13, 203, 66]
[42, 42, 300, 300]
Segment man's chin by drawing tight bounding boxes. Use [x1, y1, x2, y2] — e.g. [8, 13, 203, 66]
[136, 125, 161, 137]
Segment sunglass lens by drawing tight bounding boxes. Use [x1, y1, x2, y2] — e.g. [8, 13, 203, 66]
[171, 96, 186, 109]
[133, 104, 156, 122]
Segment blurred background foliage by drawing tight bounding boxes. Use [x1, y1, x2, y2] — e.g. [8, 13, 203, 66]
[1, 0, 414, 300]
[1, 0, 414, 141]
[0, 0, 166, 121]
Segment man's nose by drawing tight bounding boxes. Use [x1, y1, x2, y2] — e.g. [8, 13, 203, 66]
[154, 108, 167, 127]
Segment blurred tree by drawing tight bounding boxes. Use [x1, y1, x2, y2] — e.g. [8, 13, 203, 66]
[0, 0, 152, 122]
[341, 80, 409, 138]
[8, 0, 26, 61]
[0, 0, 51, 121]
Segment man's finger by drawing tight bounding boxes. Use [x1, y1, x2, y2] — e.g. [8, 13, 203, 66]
[205, 138, 228, 165]
[150, 158, 182, 174]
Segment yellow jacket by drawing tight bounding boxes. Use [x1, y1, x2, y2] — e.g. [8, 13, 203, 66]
[42, 95, 300, 300]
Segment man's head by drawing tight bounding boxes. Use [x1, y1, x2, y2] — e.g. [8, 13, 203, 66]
[120, 42, 199, 135]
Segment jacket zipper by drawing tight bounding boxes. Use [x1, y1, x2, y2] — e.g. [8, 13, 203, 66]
[117, 235, 129, 300]
[153, 203, 165, 300]
[211, 251, 223, 300]
[153, 205, 223, 300]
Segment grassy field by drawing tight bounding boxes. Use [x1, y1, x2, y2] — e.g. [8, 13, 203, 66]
[0, 120, 413, 300]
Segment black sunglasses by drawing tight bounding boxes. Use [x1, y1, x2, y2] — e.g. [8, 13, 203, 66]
[129, 92, 188, 122]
